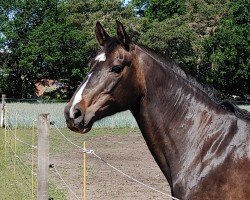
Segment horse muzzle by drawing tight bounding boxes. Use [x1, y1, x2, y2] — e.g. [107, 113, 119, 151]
[64, 103, 92, 134]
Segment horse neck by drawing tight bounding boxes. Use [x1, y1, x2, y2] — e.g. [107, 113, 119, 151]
[130, 46, 228, 188]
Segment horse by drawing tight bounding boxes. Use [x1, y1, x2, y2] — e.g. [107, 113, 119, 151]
[64, 21, 250, 199]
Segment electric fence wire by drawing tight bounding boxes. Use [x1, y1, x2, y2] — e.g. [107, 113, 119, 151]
[6, 124, 37, 149]
[52, 122, 180, 200]
[6, 141, 33, 198]
[50, 164, 81, 200]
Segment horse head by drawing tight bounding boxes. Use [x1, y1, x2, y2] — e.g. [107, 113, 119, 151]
[64, 21, 141, 133]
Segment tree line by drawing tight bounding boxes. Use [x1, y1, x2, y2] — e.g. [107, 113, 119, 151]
[0, 0, 249, 100]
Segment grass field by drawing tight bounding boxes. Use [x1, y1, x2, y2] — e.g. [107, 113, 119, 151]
[6, 102, 138, 128]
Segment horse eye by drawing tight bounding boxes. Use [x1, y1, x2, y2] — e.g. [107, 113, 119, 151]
[110, 65, 123, 73]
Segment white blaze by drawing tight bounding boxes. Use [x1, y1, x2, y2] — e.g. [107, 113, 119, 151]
[95, 53, 106, 62]
[69, 73, 92, 118]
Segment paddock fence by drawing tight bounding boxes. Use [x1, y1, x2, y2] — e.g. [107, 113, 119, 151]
[2, 96, 179, 200]
[3, 109, 37, 199]
[3, 106, 93, 199]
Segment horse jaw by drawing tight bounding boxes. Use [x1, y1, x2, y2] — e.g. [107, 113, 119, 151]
[82, 127, 92, 134]
[82, 95, 116, 133]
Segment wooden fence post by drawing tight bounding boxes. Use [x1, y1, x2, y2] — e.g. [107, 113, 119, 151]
[37, 113, 50, 200]
[1, 94, 6, 127]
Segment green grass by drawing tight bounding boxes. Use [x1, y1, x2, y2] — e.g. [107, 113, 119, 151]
[0, 127, 67, 200]
[0, 148, 30, 200]
[0, 126, 36, 199]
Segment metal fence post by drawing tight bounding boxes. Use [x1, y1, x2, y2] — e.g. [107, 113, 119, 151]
[37, 113, 50, 200]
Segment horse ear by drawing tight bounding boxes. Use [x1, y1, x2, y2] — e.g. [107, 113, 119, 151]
[95, 21, 110, 46]
[116, 20, 130, 51]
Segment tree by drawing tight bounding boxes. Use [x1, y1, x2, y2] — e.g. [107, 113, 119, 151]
[0, 0, 136, 99]
[132, 0, 249, 97]
[1, 0, 247, 99]
[133, 0, 186, 21]
[202, 0, 250, 96]
[0, 0, 70, 98]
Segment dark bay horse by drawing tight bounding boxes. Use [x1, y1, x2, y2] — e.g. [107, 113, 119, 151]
[64, 21, 250, 199]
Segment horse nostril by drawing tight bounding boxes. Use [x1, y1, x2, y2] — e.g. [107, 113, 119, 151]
[73, 108, 82, 119]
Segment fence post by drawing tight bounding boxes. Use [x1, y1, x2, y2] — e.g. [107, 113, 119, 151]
[83, 141, 86, 200]
[14, 112, 17, 178]
[1, 94, 6, 127]
[37, 113, 50, 200]
[4, 103, 7, 161]
[32, 120, 36, 200]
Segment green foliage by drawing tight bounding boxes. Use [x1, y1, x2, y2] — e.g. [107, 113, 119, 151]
[202, 0, 250, 95]
[0, 0, 249, 98]
[0, 0, 71, 98]
[132, 0, 186, 21]
[0, 0, 135, 99]
[148, 0, 186, 21]
[133, 0, 249, 96]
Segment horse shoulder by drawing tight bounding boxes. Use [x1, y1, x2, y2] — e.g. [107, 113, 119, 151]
[183, 116, 250, 199]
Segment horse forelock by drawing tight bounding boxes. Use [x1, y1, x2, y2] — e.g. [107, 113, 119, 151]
[104, 37, 123, 53]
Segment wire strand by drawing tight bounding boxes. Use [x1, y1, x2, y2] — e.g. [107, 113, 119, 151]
[6, 124, 37, 149]
[53, 123, 93, 154]
[52, 165, 81, 200]
[16, 137, 37, 149]
[52, 122, 179, 200]
[5, 140, 37, 176]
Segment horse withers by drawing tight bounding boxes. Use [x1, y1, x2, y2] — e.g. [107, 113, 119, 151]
[64, 21, 250, 199]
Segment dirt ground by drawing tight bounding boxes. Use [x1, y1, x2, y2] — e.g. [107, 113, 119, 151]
[50, 129, 171, 200]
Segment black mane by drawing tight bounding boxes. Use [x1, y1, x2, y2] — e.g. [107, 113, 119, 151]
[138, 44, 250, 120]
